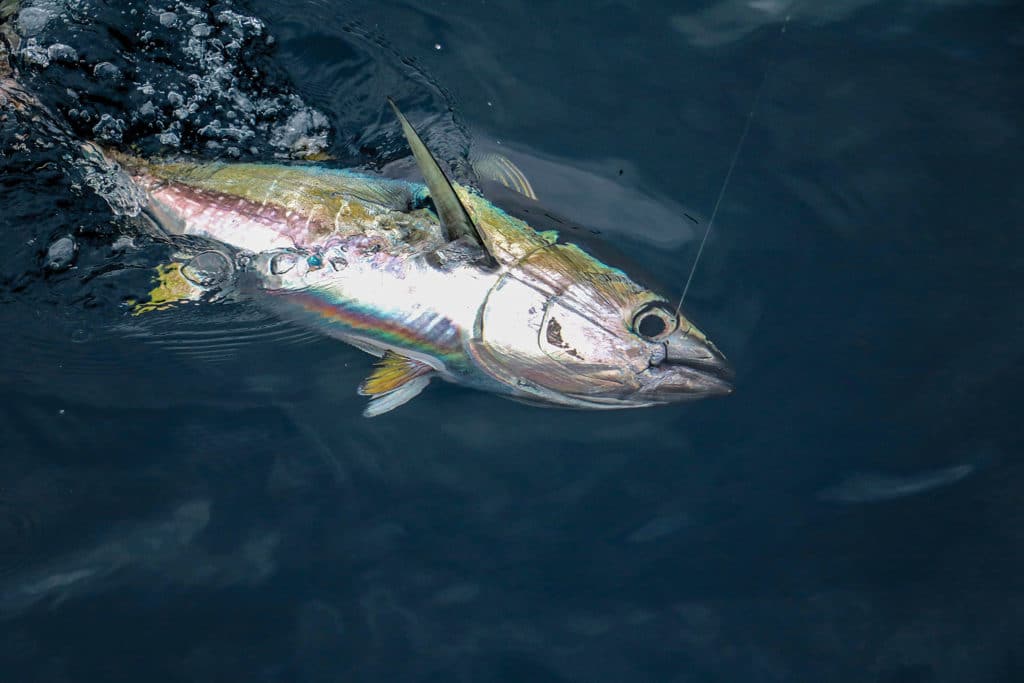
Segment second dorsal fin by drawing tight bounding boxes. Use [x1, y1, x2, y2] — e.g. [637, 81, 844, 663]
[471, 152, 537, 200]
[387, 98, 496, 264]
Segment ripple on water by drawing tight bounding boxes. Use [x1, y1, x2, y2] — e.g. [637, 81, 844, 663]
[258, 0, 476, 172]
[120, 303, 326, 365]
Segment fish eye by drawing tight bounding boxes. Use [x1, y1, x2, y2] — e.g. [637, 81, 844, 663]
[631, 302, 678, 342]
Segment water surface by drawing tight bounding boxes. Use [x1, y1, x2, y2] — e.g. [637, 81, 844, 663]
[1, 1, 1022, 681]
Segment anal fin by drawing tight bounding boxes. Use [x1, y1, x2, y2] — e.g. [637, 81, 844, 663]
[358, 350, 434, 417]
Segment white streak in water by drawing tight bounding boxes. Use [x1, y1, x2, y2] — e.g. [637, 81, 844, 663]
[818, 464, 976, 504]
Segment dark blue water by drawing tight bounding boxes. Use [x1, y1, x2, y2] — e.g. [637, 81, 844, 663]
[2, 1, 1022, 681]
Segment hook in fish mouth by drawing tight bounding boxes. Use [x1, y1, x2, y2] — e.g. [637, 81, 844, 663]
[641, 329, 734, 399]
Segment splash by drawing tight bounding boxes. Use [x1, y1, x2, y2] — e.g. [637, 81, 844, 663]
[12, 0, 332, 159]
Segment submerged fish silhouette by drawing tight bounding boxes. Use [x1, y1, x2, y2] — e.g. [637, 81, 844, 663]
[2, 21, 732, 416]
[817, 464, 976, 504]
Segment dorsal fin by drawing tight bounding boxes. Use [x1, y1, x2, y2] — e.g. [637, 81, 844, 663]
[387, 98, 496, 264]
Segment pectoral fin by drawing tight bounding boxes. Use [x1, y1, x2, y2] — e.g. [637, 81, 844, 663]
[358, 350, 434, 417]
[387, 98, 496, 265]
[131, 250, 236, 315]
[131, 262, 204, 315]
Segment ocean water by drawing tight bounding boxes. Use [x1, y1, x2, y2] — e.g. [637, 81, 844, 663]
[1, 1, 1022, 681]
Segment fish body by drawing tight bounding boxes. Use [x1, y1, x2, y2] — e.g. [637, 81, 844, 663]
[1, 44, 732, 415]
[133, 160, 512, 393]
[117, 102, 734, 417]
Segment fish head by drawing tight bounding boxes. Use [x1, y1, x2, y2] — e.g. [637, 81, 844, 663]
[386, 98, 731, 409]
[471, 241, 733, 408]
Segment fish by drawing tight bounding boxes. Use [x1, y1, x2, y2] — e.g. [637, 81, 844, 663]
[0, 501, 211, 618]
[816, 464, 976, 504]
[2, 29, 733, 416]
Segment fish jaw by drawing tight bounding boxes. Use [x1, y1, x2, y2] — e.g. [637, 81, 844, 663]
[464, 241, 734, 409]
[632, 324, 734, 402]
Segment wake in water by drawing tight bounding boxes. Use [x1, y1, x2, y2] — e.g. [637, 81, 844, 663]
[9, 0, 331, 158]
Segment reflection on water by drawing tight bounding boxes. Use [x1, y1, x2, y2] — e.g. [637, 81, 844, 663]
[2, 0, 1023, 681]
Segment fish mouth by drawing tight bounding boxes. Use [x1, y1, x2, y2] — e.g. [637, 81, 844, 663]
[641, 329, 734, 399]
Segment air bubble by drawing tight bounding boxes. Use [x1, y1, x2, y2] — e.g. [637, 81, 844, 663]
[17, 7, 52, 36]
[111, 236, 135, 251]
[19, 39, 49, 67]
[45, 236, 77, 271]
[181, 251, 232, 286]
[92, 114, 125, 142]
[47, 43, 78, 63]
[93, 61, 121, 81]
[270, 108, 330, 156]
[20, 0, 332, 166]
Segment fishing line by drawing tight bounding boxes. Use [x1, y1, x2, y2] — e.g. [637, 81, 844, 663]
[676, 12, 793, 314]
